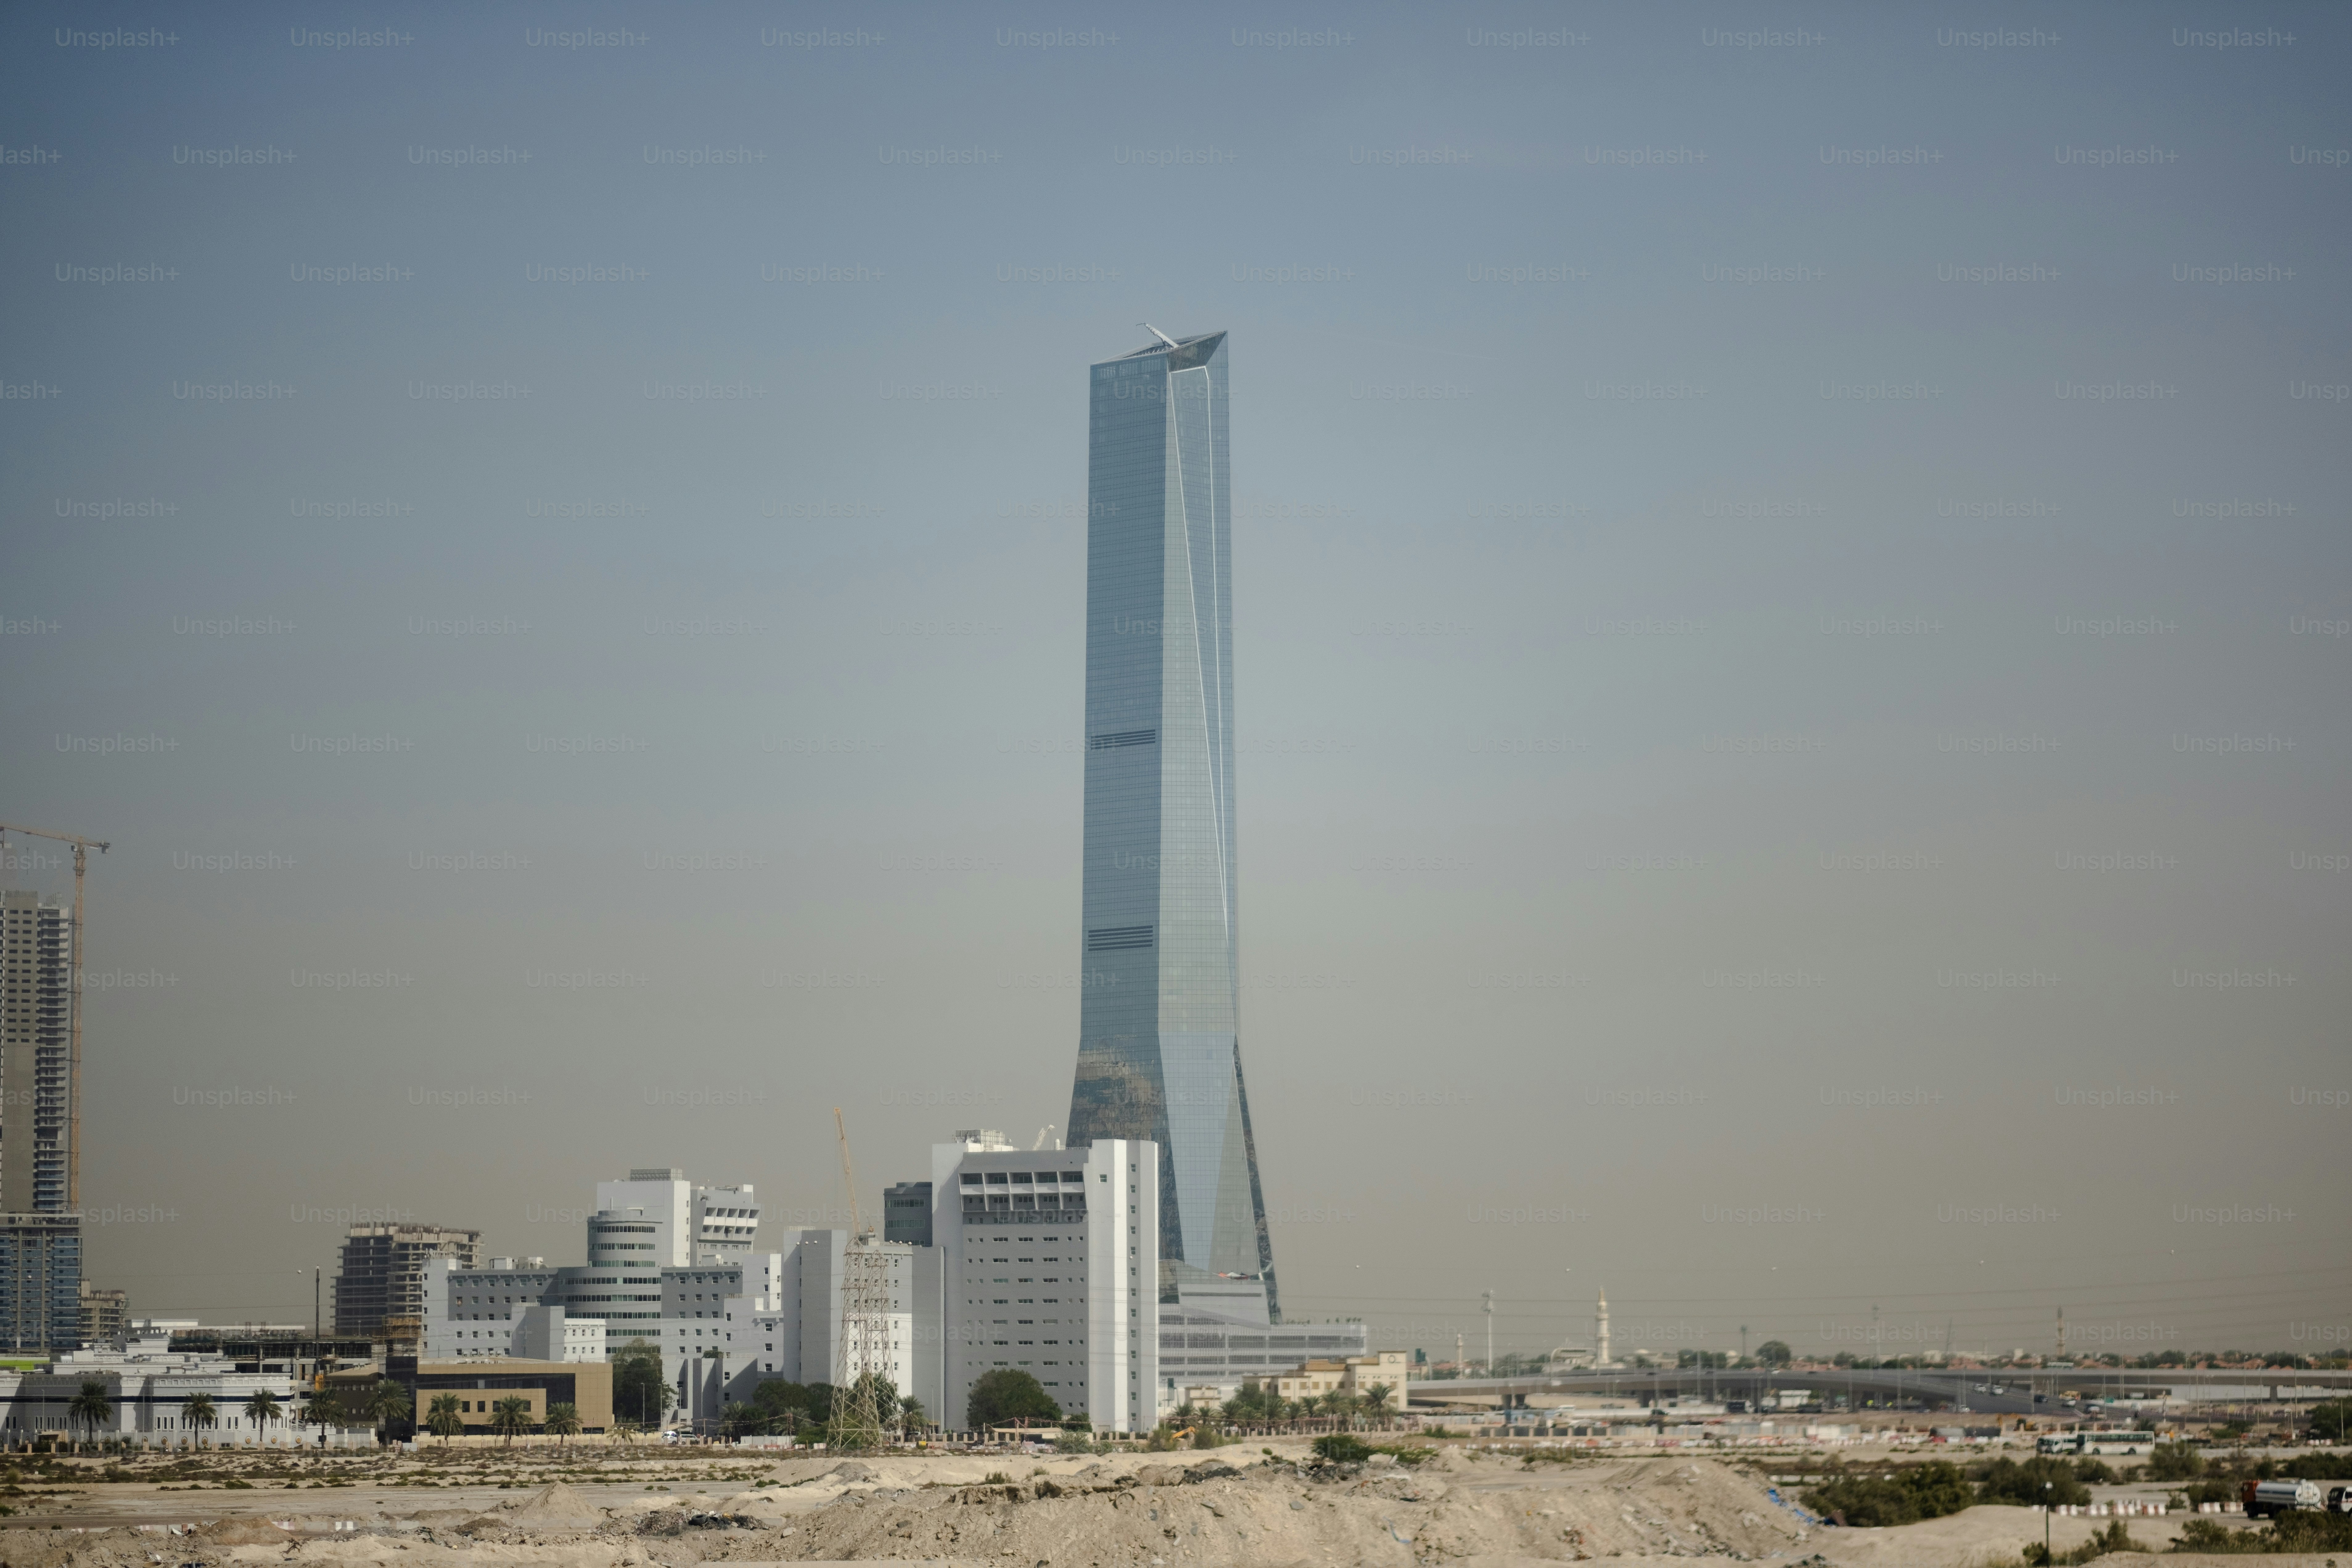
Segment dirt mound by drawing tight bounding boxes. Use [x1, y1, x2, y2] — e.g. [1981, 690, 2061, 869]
[498, 1482, 606, 1529]
[825, 1460, 880, 1484]
[768, 1451, 1805, 1565]
[195, 1518, 297, 1544]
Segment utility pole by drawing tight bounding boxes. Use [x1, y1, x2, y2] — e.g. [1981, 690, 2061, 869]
[0, 823, 109, 1209]
[831, 1108, 891, 1451]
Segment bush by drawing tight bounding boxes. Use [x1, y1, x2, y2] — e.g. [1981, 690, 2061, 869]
[2144, 1441, 2205, 1481]
[2070, 1457, 2120, 1485]
[1312, 1435, 1372, 1465]
[2171, 1509, 2352, 1555]
[2277, 1451, 2352, 1480]
[1802, 1461, 1975, 1527]
[1974, 1455, 2092, 1508]
[965, 1369, 1058, 1431]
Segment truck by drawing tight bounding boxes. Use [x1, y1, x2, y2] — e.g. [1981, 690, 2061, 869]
[2242, 1479, 2325, 1519]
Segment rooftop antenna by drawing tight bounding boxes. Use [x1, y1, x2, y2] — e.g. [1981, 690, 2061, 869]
[1139, 322, 1180, 349]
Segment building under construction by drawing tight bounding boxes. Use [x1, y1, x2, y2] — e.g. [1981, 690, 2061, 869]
[332, 1223, 481, 1339]
[0, 889, 81, 1351]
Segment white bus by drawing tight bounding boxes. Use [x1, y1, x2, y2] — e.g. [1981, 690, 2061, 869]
[2038, 1430, 2159, 1456]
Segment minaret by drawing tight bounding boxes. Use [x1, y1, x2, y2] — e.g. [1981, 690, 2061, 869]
[1596, 1287, 1611, 1367]
[2055, 1305, 2066, 1362]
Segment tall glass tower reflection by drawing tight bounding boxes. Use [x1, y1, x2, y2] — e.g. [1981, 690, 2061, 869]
[1066, 329, 1277, 1326]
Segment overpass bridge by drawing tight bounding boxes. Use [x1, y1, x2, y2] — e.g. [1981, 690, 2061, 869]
[1404, 1366, 2352, 1418]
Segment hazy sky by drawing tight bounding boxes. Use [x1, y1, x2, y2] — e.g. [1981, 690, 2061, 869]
[5, 0, 2346, 1365]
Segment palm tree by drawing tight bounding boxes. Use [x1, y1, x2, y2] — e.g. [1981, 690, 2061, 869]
[489, 1396, 534, 1447]
[544, 1402, 581, 1447]
[67, 1381, 112, 1454]
[425, 1393, 463, 1445]
[612, 1416, 642, 1446]
[296, 1394, 335, 1447]
[244, 1389, 281, 1448]
[366, 1378, 411, 1446]
[899, 1397, 927, 1439]
[184, 1392, 217, 1450]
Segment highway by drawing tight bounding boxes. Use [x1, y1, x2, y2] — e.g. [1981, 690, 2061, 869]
[1403, 1365, 2352, 1418]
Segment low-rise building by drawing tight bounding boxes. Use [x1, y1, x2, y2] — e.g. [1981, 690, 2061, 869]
[10, 1333, 322, 1445]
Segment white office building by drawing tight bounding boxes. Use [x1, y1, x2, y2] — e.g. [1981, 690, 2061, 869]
[719, 1229, 943, 1419]
[9, 1334, 337, 1445]
[932, 1137, 1157, 1434]
[590, 1168, 764, 1270]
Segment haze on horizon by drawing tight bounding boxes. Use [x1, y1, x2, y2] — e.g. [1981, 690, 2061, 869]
[3, 0, 2346, 1368]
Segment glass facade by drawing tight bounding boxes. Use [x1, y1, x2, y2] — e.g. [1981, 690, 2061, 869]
[1067, 331, 1278, 1325]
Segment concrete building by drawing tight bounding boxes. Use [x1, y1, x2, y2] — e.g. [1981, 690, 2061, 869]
[718, 1229, 943, 1421]
[419, 1210, 787, 1430]
[1, 891, 81, 1354]
[1151, 1310, 1369, 1416]
[932, 1136, 1158, 1434]
[13, 1332, 322, 1446]
[360, 1357, 614, 1435]
[0, 1213, 81, 1354]
[332, 1223, 481, 1338]
[1, 891, 74, 1215]
[590, 1168, 763, 1269]
[77, 1281, 127, 1346]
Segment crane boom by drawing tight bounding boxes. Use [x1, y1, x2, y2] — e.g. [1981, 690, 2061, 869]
[0, 823, 109, 1209]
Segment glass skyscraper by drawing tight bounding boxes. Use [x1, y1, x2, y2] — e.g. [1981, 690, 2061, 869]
[1066, 329, 1278, 1326]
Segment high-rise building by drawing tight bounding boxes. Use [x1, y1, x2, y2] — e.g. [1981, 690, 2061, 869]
[78, 1281, 128, 1346]
[1, 889, 81, 1352]
[1065, 330, 1278, 1328]
[930, 1137, 1158, 1433]
[1, 891, 74, 1215]
[331, 1222, 481, 1337]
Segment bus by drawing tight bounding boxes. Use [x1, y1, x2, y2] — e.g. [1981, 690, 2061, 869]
[2038, 1431, 2159, 1456]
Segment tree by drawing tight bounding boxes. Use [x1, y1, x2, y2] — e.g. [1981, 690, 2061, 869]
[244, 1389, 281, 1447]
[1802, 1461, 1974, 1527]
[366, 1378, 412, 1445]
[184, 1392, 217, 1449]
[489, 1395, 534, 1445]
[612, 1340, 674, 1427]
[965, 1369, 1059, 1431]
[425, 1393, 464, 1444]
[295, 1393, 337, 1445]
[1756, 1340, 1794, 1368]
[68, 1381, 112, 1453]
[898, 1398, 928, 1439]
[544, 1403, 582, 1446]
[1975, 1456, 2091, 1509]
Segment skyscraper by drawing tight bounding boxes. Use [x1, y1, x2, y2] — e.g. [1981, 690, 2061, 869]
[0, 889, 80, 1352]
[1, 890, 73, 1215]
[1066, 329, 1278, 1327]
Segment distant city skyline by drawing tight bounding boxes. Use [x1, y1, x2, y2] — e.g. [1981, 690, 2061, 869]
[2, 0, 2344, 1360]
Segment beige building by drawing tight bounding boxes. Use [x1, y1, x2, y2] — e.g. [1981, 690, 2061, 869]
[1275, 1351, 1409, 1407]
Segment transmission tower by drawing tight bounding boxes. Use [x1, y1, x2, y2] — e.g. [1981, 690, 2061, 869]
[829, 1107, 893, 1451]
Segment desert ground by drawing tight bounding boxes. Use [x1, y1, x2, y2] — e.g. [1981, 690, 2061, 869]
[0, 1441, 2332, 1568]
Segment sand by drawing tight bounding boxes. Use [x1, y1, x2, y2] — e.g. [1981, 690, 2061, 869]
[3, 1443, 2338, 1566]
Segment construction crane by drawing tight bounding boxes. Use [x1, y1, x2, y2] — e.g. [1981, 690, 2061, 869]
[0, 823, 109, 1209]
[830, 1107, 892, 1451]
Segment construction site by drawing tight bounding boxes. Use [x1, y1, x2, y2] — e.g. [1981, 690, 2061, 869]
[0, 1432, 2345, 1568]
